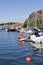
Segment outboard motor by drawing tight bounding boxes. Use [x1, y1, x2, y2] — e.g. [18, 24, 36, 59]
[34, 31, 40, 37]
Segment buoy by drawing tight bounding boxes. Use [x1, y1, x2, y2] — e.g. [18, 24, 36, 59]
[23, 45, 26, 48]
[26, 57, 31, 63]
[18, 40, 22, 45]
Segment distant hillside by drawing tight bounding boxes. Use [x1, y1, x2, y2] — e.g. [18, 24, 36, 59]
[0, 22, 23, 29]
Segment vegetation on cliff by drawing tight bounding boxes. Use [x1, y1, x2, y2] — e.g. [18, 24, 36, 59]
[23, 9, 43, 28]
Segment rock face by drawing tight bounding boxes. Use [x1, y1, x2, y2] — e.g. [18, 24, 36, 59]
[24, 9, 43, 28]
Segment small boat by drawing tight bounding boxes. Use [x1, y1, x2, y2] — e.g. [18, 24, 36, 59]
[25, 29, 33, 34]
[5, 28, 16, 32]
[19, 28, 25, 33]
[5, 28, 10, 32]
[27, 32, 43, 50]
[17, 37, 27, 41]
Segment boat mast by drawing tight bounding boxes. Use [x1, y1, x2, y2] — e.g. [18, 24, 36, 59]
[27, 19, 28, 29]
[35, 11, 37, 27]
[42, 10, 43, 28]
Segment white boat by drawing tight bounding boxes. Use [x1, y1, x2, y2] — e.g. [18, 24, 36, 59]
[5, 28, 10, 32]
[26, 27, 43, 50]
[19, 28, 25, 33]
[25, 29, 33, 34]
[5, 28, 7, 31]
[30, 34, 43, 49]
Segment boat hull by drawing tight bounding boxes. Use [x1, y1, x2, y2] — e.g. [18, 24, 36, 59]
[31, 42, 43, 50]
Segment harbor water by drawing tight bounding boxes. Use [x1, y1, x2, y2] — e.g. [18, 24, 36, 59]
[0, 30, 43, 65]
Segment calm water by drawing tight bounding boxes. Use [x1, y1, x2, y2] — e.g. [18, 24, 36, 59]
[0, 30, 43, 65]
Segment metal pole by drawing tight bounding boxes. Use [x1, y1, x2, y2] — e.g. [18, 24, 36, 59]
[35, 12, 37, 27]
[42, 10, 43, 28]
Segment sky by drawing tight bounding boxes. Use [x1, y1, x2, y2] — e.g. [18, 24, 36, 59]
[0, 0, 43, 23]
